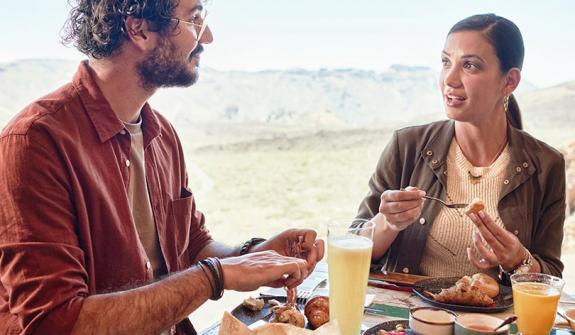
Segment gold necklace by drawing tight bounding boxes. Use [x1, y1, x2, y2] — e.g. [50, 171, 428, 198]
[467, 139, 508, 184]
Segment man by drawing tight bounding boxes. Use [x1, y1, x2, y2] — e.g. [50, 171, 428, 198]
[0, 0, 324, 334]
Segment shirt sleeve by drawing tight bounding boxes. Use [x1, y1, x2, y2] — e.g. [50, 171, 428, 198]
[0, 126, 89, 335]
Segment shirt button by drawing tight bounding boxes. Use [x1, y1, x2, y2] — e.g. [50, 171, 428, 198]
[503, 179, 509, 185]
[402, 267, 410, 274]
[419, 217, 426, 225]
[514, 230, 519, 235]
[125, 159, 131, 167]
[516, 167, 522, 173]
[120, 129, 127, 135]
[145, 261, 152, 270]
[523, 162, 529, 168]
[426, 150, 433, 156]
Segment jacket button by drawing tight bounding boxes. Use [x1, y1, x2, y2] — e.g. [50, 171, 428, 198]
[514, 230, 519, 235]
[402, 267, 410, 274]
[503, 179, 509, 185]
[125, 159, 131, 167]
[443, 171, 448, 175]
[419, 217, 426, 225]
[145, 261, 152, 270]
[516, 167, 522, 173]
[431, 159, 438, 165]
[426, 150, 433, 156]
[523, 162, 529, 168]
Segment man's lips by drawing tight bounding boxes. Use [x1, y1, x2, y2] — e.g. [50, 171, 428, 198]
[189, 44, 204, 60]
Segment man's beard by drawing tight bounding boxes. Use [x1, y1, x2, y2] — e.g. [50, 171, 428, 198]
[136, 37, 203, 90]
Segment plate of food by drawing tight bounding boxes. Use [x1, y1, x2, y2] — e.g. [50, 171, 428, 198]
[231, 295, 330, 330]
[363, 320, 415, 335]
[412, 273, 513, 313]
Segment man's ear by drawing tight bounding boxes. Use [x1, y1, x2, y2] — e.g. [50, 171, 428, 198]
[503, 67, 521, 96]
[124, 16, 155, 51]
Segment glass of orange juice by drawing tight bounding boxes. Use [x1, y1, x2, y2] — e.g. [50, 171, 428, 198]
[511, 273, 564, 335]
[328, 219, 375, 335]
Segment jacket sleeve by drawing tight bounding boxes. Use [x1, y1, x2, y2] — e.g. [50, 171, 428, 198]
[356, 131, 402, 220]
[532, 154, 566, 277]
[0, 126, 88, 335]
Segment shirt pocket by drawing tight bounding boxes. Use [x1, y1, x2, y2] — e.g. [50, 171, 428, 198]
[168, 187, 193, 268]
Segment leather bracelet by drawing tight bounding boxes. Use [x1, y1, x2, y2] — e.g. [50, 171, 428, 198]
[198, 261, 215, 294]
[199, 258, 224, 300]
[239, 237, 267, 255]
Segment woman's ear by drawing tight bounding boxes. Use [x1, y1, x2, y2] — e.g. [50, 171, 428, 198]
[124, 16, 155, 51]
[503, 67, 521, 96]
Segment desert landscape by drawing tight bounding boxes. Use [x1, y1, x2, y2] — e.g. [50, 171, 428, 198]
[1, 60, 574, 329]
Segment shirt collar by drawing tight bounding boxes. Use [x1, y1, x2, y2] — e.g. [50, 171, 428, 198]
[72, 61, 161, 144]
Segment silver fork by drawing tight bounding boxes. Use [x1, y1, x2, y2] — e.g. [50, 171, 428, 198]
[296, 289, 313, 306]
[423, 195, 467, 209]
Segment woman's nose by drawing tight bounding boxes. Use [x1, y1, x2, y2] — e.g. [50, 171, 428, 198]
[443, 66, 462, 88]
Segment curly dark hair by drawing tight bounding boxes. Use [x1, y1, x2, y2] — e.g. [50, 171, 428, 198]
[62, 0, 180, 59]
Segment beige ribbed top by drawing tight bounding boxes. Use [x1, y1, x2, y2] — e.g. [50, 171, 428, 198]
[419, 139, 510, 277]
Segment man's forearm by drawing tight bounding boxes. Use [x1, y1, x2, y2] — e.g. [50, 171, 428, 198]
[193, 240, 241, 263]
[71, 266, 211, 335]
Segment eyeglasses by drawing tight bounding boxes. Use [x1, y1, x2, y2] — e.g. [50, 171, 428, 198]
[171, 8, 208, 41]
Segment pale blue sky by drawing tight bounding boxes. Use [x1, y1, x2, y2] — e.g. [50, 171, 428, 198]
[1, 0, 574, 87]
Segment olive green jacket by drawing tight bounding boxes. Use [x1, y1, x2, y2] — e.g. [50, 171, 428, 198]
[357, 120, 565, 277]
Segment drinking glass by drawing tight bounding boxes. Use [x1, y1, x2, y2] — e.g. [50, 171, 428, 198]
[328, 219, 375, 335]
[511, 273, 564, 335]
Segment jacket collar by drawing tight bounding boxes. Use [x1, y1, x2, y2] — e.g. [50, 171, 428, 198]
[421, 120, 536, 194]
[72, 61, 161, 145]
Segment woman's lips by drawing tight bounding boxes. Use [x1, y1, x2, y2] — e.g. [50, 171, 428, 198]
[445, 94, 466, 107]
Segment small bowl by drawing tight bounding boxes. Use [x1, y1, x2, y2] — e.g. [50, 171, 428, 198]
[565, 308, 575, 330]
[455, 313, 510, 335]
[409, 307, 457, 335]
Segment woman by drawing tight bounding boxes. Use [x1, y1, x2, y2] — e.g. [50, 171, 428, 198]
[356, 14, 565, 280]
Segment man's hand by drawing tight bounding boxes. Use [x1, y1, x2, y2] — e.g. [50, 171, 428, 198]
[251, 228, 325, 273]
[220, 251, 309, 290]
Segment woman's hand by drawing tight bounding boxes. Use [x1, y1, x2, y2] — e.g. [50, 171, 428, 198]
[379, 186, 425, 231]
[466, 211, 527, 271]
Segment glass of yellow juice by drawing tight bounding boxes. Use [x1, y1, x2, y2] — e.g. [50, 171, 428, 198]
[511, 273, 564, 335]
[328, 219, 375, 335]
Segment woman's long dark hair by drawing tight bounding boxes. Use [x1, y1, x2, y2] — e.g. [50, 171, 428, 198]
[449, 14, 524, 130]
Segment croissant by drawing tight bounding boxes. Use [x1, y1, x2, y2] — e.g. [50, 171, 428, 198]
[427, 275, 494, 307]
[304, 296, 329, 329]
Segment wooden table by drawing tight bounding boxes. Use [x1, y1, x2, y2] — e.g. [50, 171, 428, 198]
[363, 272, 575, 332]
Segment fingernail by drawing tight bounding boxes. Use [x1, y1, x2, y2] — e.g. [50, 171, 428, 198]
[419, 191, 426, 196]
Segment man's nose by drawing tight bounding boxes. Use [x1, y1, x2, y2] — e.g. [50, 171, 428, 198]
[199, 25, 213, 44]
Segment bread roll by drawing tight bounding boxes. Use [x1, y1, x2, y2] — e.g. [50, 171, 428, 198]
[465, 198, 485, 215]
[471, 273, 499, 298]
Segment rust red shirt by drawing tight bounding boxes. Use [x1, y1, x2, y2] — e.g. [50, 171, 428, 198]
[0, 61, 213, 334]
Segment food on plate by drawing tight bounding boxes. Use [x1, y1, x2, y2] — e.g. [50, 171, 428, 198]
[243, 297, 265, 312]
[425, 274, 496, 307]
[269, 299, 281, 307]
[471, 273, 499, 298]
[304, 296, 329, 329]
[218, 311, 342, 334]
[271, 304, 305, 328]
[464, 198, 485, 215]
[376, 323, 407, 335]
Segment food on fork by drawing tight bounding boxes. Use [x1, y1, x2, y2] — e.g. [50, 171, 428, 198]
[465, 198, 485, 215]
[304, 296, 329, 329]
[242, 296, 265, 312]
[425, 273, 495, 307]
